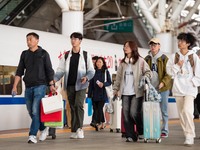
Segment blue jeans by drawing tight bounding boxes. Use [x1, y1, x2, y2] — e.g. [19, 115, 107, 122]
[25, 85, 47, 136]
[160, 90, 170, 135]
[122, 95, 143, 139]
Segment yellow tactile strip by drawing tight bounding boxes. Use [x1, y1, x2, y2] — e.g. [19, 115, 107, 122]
[0, 126, 92, 139]
[0, 119, 199, 139]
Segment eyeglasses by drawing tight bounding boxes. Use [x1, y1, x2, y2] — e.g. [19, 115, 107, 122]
[149, 43, 159, 47]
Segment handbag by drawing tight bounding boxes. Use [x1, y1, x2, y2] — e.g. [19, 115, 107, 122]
[40, 96, 62, 122]
[104, 70, 113, 99]
[44, 104, 64, 128]
[104, 70, 114, 114]
[105, 103, 114, 114]
[86, 97, 93, 116]
[41, 93, 63, 114]
[44, 101, 65, 128]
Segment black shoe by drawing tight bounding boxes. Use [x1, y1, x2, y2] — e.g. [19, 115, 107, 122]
[95, 124, 100, 131]
[132, 134, 138, 142]
[90, 122, 95, 127]
[121, 133, 126, 138]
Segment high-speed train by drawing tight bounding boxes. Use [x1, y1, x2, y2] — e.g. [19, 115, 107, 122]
[0, 25, 177, 131]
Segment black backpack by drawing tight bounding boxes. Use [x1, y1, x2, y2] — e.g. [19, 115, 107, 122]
[64, 50, 87, 70]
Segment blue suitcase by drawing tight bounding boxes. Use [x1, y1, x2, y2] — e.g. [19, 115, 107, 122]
[142, 80, 161, 143]
[143, 101, 161, 143]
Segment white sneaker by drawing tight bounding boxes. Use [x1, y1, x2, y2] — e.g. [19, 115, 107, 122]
[70, 132, 77, 139]
[39, 127, 48, 141]
[76, 128, 84, 139]
[184, 138, 194, 146]
[28, 135, 37, 144]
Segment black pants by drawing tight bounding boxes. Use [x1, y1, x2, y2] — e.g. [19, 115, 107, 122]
[122, 95, 143, 139]
[93, 100, 105, 124]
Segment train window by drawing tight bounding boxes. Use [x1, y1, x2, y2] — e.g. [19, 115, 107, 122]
[0, 65, 22, 95]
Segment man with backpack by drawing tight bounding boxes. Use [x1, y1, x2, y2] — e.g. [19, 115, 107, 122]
[53, 32, 95, 139]
[166, 32, 200, 146]
[145, 38, 172, 138]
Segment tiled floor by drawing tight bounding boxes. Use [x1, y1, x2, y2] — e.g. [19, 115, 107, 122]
[0, 119, 200, 150]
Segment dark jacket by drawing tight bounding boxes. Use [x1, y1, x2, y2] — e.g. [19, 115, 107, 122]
[88, 69, 112, 101]
[16, 46, 54, 87]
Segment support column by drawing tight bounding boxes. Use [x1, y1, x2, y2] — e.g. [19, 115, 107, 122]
[55, 0, 85, 36]
[157, 33, 173, 54]
[62, 11, 83, 36]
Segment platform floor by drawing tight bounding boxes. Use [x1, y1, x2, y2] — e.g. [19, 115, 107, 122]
[0, 119, 200, 150]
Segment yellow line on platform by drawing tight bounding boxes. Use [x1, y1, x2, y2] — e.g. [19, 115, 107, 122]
[0, 119, 200, 139]
[0, 126, 93, 139]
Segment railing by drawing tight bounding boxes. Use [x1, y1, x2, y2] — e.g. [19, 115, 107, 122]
[0, 0, 33, 25]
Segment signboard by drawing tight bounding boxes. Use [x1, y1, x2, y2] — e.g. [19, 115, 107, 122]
[104, 19, 133, 32]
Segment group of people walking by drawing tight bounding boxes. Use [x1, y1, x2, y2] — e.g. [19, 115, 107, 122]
[12, 31, 200, 147]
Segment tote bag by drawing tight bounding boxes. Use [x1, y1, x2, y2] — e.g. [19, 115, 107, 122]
[104, 70, 113, 99]
[104, 70, 114, 113]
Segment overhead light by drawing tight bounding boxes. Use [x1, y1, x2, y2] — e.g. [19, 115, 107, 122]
[121, 16, 125, 19]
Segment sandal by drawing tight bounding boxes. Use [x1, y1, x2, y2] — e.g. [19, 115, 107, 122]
[100, 126, 106, 130]
[100, 123, 106, 130]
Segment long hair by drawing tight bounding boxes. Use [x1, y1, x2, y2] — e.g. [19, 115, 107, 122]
[121, 41, 140, 64]
[95, 57, 108, 72]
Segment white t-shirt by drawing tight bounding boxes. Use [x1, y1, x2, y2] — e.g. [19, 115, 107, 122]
[122, 64, 135, 95]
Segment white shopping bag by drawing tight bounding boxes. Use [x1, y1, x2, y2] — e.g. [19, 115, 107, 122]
[41, 94, 63, 114]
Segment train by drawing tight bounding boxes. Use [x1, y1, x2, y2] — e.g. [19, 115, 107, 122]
[0, 24, 178, 131]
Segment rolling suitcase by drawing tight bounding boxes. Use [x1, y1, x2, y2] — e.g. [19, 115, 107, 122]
[110, 97, 122, 133]
[143, 83, 161, 143]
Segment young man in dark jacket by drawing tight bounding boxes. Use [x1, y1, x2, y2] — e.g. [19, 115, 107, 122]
[12, 32, 55, 144]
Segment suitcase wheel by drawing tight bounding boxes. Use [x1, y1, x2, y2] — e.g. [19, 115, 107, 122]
[144, 139, 148, 143]
[110, 129, 113, 132]
[52, 135, 56, 139]
[156, 138, 161, 143]
[116, 129, 120, 133]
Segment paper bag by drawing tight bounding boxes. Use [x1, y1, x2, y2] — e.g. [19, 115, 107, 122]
[41, 94, 63, 114]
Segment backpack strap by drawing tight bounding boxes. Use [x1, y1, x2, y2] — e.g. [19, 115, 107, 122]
[188, 54, 194, 75]
[174, 52, 180, 64]
[64, 51, 70, 60]
[83, 51, 87, 70]
[174, 52, 194, 74]
[64, 50, 87, 70]
[188, 54, 194, 67]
